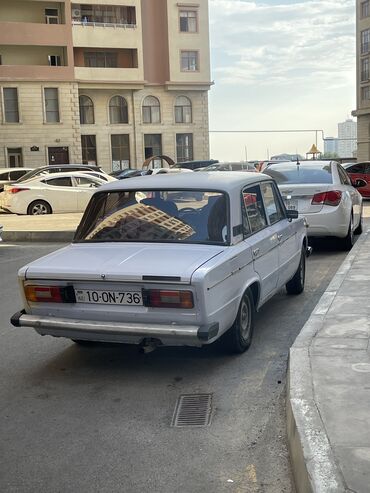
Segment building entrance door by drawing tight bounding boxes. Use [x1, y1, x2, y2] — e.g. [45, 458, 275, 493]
[48, 147, 69, 165]
[7, 148, 23, 167]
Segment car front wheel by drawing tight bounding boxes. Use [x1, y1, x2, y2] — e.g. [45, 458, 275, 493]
[286, 247, 305, 295]
[224, 288, 255, 354]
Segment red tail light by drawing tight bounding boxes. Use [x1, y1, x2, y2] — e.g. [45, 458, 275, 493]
[144, 289, 194, 309]
[311, 190, 342, 207]
[24, 285, 75, 303]
[8, 187, 30, 194]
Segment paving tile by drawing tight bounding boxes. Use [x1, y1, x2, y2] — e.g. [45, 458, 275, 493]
[327, 296, 370, 316]
[312, 337, 368, 351]
[318, 316, 370, 339]
[335, 447, 370, 493]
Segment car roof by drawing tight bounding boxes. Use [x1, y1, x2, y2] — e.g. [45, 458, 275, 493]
[30, 171, 105, 180]
[266, 160, 335, 169]
[0, 167, 33, 173]
[98, 171, 271, 193]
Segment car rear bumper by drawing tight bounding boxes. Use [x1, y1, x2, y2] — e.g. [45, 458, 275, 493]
[10, 310, 219, 347]
[299, 208, 349, 238]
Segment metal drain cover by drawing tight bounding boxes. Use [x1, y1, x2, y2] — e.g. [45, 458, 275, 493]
[171, 394, 213, 427]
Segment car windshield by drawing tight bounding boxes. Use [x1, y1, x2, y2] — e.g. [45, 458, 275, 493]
[16, 169, 41, 183]
[263, 164, 333, 184]
[74, 190, 229, 245]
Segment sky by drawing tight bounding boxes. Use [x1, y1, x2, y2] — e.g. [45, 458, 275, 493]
[208, 0, 356, 161]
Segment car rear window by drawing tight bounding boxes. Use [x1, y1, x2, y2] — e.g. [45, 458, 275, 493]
[263, 164, 333, 184]
[74, 190, 229, 245]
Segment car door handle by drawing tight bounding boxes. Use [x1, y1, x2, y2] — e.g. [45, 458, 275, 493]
[277, 234, 283, 241]
[253, 248, 260, 257]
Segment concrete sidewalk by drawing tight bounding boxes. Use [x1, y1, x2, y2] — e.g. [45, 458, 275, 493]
[0, 212, 82, 241]
[288, 230, 370, 493]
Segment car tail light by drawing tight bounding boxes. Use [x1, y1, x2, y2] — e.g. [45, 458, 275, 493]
[311, 190, 342, 206]
[24, 285, 75, 303]
[8, 187, 30, 194]
[144, 289, 194, 309]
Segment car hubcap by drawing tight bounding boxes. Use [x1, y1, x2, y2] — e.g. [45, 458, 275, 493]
[240, 297, 251, 341]
[32, 204, 47, 215]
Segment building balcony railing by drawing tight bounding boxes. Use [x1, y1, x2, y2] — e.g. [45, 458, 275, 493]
[72, 20, 137, 29]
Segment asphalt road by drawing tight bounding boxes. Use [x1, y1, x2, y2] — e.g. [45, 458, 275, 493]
[0, 239, 353, 493]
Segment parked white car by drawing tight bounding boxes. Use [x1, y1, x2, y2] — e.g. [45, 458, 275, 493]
[263, 161, 364, 250]
[11, 172, 308, 354]
[2, 172, 105, 215]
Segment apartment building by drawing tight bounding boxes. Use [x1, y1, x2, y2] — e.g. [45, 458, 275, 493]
[0, 0, 212, 171]
[354, 0, 370, 160]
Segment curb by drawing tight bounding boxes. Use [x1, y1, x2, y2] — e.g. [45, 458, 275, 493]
[287, 231, 369, 493]
[2, 230, 74, 242]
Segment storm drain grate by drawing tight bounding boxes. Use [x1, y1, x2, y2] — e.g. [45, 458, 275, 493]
[171, 394, 213, 427]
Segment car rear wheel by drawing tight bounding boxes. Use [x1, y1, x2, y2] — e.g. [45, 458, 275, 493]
[224, 288, 255, 354]
[286, 247, 305, 295]
[341, 216, 354, 251]
[27, 200, 52, 215]
[354, 210, 363, 235]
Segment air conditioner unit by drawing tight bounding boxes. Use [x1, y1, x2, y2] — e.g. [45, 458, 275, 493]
[72, 8, 81, 18]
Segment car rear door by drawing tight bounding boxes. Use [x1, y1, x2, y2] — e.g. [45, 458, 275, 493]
[42, 176, 77, 212]
[242, 184, 279, 301]
[337, 165, 362, 225]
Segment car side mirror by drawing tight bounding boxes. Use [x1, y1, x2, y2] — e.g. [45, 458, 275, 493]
[353, 178, 367, 188]
[286, 209, 298, 220]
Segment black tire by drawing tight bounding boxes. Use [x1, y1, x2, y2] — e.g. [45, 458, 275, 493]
[340, 215, 354, 251]
[224, 288, 255, 354]
[354, 211, 363, 235]
[27, 200, 52, 215]
[286, 247, 306, 295]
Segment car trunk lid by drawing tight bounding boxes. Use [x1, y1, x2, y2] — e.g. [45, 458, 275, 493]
[279, 184, 331, 213]
[24, 243, 225, 284]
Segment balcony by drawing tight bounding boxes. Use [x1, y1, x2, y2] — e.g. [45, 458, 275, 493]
[0, 65, 73, 81]
[72, 23, 140, 49]
[0, 1, 66, 24]
[0, 22, 70, 47]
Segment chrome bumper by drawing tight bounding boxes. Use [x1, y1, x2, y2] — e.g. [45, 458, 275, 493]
[11, 311, 219, 345]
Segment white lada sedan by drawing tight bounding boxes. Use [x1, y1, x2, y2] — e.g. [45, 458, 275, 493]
[11, 173, 308, 354]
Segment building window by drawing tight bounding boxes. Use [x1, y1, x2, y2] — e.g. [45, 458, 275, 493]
[175, 96, 192, 123]
[45, 8, 59, 24]
[362, 58, 369, 81]
[48, 55, 61, 66]
[361, 29, 370, 54]
[362, 1, 370, 18]
[109, 96, 128, 124]
[84, 51, 117, 68]
[142, 96, 161, 123]
[176, 134, 193, 162]
[144, 134, 162, 159]
[81, 135, 97, 165]
[79, 95, 95, 124]
[111, 134, 130, 171]
[44, 88, 60, 123]
[362, 86, 370, 100]
[179, 10, 197, 32]
[181, 51, 199, 71]
[3, 88, 19, 123]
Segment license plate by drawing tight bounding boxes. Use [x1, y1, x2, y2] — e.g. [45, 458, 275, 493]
[74, 289, 143, 306]
[285, 199, 298, 211]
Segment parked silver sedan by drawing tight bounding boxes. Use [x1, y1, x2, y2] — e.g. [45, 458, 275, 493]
[263, 161, 364, 250]
[11, 173, 308, 354]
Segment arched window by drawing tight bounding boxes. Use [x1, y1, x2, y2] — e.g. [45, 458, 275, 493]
[142, 96, 161, 124]
[109, 95, 128, 124]
[79, 95, 94, 124]
[175, 96, 192, 123]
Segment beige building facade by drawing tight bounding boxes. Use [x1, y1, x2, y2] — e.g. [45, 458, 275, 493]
[355, 0, 370, 160]
[0, 0, 212, 171]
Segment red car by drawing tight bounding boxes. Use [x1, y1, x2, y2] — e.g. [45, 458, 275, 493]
[343, 162, 370, 197]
